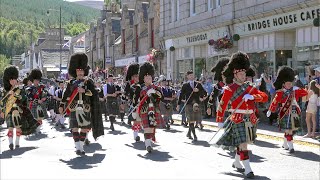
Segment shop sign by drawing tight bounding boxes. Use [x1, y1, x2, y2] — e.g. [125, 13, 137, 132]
[138, 55, 148, 64]
[235, 6, 320, 36]
[115, 57, 136, 67]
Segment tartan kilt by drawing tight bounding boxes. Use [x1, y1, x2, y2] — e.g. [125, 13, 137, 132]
[99, 100, 106, 114]
[216, 118, 257, 148]
[105, 98, 119, 116]
[160, 102, 173, 117]
[140, 107, 165, 129]
[5, 114, 22, 128]
[47, 97, 55, 110]
[30, 102, 45, 120]
[69, 111, 92, 129]
[278, 106, 301, 130]
[185, 104, 201, 123]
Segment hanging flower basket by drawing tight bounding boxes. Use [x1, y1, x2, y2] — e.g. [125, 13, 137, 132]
[150, 48, 164, 59]
[210, 37, 233, 51]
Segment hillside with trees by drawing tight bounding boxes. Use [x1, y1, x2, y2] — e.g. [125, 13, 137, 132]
[0, 0, 100, 59]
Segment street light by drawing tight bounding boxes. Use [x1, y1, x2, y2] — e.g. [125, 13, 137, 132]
[47, 4, 63, 76]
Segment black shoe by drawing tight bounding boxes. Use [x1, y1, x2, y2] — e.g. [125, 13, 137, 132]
[187, 134, 193, 140]
[166, 124, 170, 130]
[193, 136, 198, 142]
[246, 172, 255, 179]
[195, 125, 199, 129]
[9, 144, 14, 150]
[85, 139, 90, 145]
[110, 125, 115, 131]
[76, 150, 82, 155]
[146, 146, 152, 153]
[232, 164, 245, 173]
[135, 136, 140, 142]
[282, 146, 289, 150]
[200, 124, 204, 130]
[15, 145, 20, 149]
[81, 151, 85, 155]
[170, 120, 174, 125]
[289, 149, 295, 153]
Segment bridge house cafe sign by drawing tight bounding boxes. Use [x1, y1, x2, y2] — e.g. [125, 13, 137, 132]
[235, 6, 320, 36]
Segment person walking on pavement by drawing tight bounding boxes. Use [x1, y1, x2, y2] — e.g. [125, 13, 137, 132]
[177, 70, 207, 141]
[59, 53, 104, 156]
[26, 69, 48, 134]
[136, 62, 165, 153]
[0, 66, 40, 150]
[54, 80, 66, 129]
[161, 79, 176, 129]
[124, 63, 142, 142]
[103, 74, 121, 131]
[214, 52, 268, 179]
[266, 66, 308, 154]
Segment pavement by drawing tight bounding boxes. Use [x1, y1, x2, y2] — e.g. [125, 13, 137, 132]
[172, 114, 320, 146]
[0, 115, 319, 180]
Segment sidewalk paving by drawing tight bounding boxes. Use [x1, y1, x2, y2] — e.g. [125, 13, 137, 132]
[172, 114, 320, 146]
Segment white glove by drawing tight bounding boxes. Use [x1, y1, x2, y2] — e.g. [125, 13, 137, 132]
[242, 94, 254, 102]
[132, 112, 137, 119]
[266, 110, 271, 118]
[293, 86, 299, 91]
[147, 88, 156, 96]
[218, 122, 224, 128]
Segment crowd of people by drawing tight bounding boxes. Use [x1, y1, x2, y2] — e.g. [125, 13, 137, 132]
[0, 51, 319, 179]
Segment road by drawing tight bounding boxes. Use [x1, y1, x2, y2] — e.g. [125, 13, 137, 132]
[1, 116, 319, 180]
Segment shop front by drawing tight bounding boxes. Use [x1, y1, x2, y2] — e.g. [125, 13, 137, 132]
[114, 57, 136, 76]
[234, 6, 320, 79]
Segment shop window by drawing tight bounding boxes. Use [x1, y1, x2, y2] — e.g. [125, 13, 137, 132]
[190, 0, 196, 16]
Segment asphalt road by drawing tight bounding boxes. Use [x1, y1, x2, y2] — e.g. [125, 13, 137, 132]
[0, 117, 319, 180]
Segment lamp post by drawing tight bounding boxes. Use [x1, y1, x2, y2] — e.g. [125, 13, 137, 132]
[47, 4, 63, 76]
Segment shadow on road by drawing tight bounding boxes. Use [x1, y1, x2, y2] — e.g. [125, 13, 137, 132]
[184, 140, 211, 147]
[222, 172, 271, 180]
[84, 143, 106, 154]
[0, 146, 38, 159]
[59, 153, 106, 169]
[198, 128, 217, 133]
[162, 128, 184, 133]
[254, 140, 279, 148]
[219, 151, 266, 163]
[125, 142, 146, 151]
[137, 150, 174, 162]
[24, 133, 48, 141]
[281, 150, 320, 162]
[106, 129, 127, 135]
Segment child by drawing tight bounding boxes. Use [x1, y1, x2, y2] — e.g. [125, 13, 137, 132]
[304, 80, 319, 138]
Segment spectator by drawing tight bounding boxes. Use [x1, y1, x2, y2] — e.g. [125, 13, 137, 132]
[304, 80, 319, 138]
[313, 66, 320, 133]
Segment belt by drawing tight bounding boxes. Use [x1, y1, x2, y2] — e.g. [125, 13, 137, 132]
[228, 109, 253, 114]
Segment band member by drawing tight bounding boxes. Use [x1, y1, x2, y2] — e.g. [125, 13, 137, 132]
[124, 63, 142, 141]
[59, 53, 104, 155]
[48, 81, 57, 121]
[207, 57, 230, 117]
[116, 78, 126, 124]
[161, 79, 176, 129]
[177, 71, 207, 141]
[267, 66, 308, 153]
[54, 80, 66, 129]
[0, 66, 40, 150]
[26, 69, 48, 134]
[137, 62, 164, 153]
[103, 74, 121, 131]
[214, 52, 268, 178]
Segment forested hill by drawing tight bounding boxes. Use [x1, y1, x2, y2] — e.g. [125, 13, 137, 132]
[0, 0, 100, 26]
[0, 0, 101, 59]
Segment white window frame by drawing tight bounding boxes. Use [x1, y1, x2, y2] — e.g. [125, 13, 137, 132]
[190, 0, 196, 16]
[176, 0, 180, 21]
[208, 0, 221, 10]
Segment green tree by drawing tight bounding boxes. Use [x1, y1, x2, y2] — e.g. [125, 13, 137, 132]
[0, 54, 11, 78]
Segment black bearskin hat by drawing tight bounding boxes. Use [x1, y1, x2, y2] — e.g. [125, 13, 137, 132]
[139, 62, 155, 84]
[273, 66, 295, 90]
[222, 51, 250, 84]
[246, 66, 256, 78]
[211, 57, 230, 81]
[3, 66, 19, 91]
[29, 69, 42, 82]
[125, 63, 139, 81]
[68, 53, 90, 78]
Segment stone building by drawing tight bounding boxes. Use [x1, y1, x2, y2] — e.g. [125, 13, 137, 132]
[160, 0, 320, 82]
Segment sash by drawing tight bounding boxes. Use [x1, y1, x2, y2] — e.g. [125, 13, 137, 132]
[279, 92, 293, 121]
[230, 83, 250, 102]
[65, 87, 78, 115]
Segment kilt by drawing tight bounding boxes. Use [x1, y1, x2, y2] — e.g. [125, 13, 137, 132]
[160, 102, 173, 118]
[140, 105, 165, 129]
[279, 106, 301, 130]
[47, 96, 55, 110]
[215, 117, 257, 148]
[100, 100, 106, 115]
[69, 111, 91, 129]
[106, 97, 119, 116]
[6, 113, 22, 128]
[30, 102, 46, 120]
[185, 104, 201, 123]
[118, 98, 127, 113]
